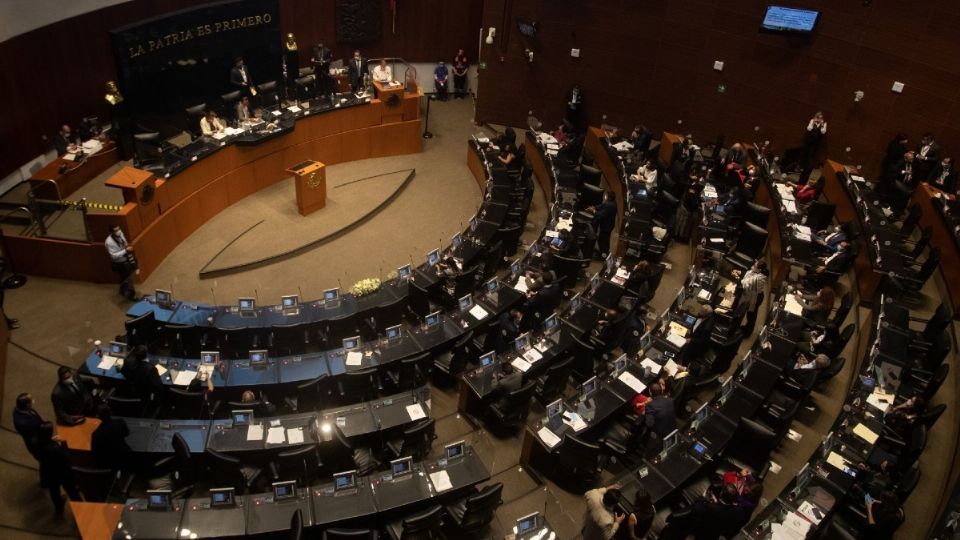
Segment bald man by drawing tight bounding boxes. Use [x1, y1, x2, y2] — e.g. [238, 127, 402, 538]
[54, 125, 75, 156]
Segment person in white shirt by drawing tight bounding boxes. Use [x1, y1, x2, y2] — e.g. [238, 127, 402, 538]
[793, 353, 830, 371]
[733, 259, 768, 335]
[236, 96, 252, 122]
[200, 111, 225, 136]
[372, 59, 392, 83]
[582, 484, 632, 540]
[801, 111, 827, 170]
[105, 225, 138, 300]
[632, 159, 658, 194]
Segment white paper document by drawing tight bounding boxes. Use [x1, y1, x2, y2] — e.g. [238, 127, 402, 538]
[563, 412, 588, 432]
[666, 332, 686, 349]
[522, 349, 543, 363]
[513, 279, 529, 293]
[173, 370, 197, 386]
[287, 427, 304, 445]
[641, 358, 662, 375]
[429, 470, 453, 492]
[866, 390, 893, 412]
[784, 296, 804, 315]
[155, 364, 168, 376]
[534, 341, 551, 353]
[537, 427, 561, 448]
[405, 403, 427, 421]
[97, 356, 118, 370]
[287, 105, 302, 113]
[468, 304, 489, 320]
[346, 351, 363, 366]
[247, 425, 264, 441]
[511, 358, 532, 372]
[617, 371, 647, 394]
[663, 359, 679, 375]
[267, 426, 286, 444]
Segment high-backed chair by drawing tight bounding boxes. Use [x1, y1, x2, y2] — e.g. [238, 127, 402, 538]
[205, 448, 264, 493]
[163, 388, 206, 419]
[386, 505, 444, 540]
[273, 444, 323, 486]
[554, 434, 603, 490]
[444, 482, 504, 535]
[534, 356, 573, 404]
[724, 221, 768, 272]
[488, 380, 536, 430]
[337, 368, 379, 404]
[324, 529, 378, 540]
[433, 330, 475, 383]
[74, 467, 119, 502]
[717, 418, 777, 479]
[386, 418, 436, 461]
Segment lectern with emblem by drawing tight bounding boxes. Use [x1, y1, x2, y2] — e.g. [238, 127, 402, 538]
[286, 160, 326, 216]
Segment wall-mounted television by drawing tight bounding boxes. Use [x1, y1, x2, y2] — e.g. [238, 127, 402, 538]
[761, 5, 820, 34]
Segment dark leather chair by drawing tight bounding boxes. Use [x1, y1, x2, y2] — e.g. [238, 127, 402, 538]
[488, 380, 536, 430]
[570, 333, 599, 382]
[337, 368, 379, 404]
[741, 201, 770, 228]
[285, 374, 330, 413]
[386, 353, 427, 392]
[534, 356, 573, 404]
[895, 463, 920, 502]
[386, 504, 444, 540]
[816, 356, 846, 385]
[74, 466, 119, 502]
[184, 103, 206, 140]
[724, 221, 768, 272]
[205, 448, 263, 493]
[324, 528, 378, 540]
[777, 368, 818, 401]
[901, 226, 932, 263]
[896, 203, 922, 238]
[333, 425, 380, 475]
[273, 444, 323, 486]
[716, 418, 777, 479]
[407, 281, 432, 319]
[554, 434, 603, 490]
[106, 395, 145, 417]
[444, 482, 504, 535]
[290, 508, 303, 540]
[433, 330, 475, 383]
[143, 432, 195, 497]
[163, 388, 206, 419]
[917, 403, 946, 431]
[387, 418, 436, 461]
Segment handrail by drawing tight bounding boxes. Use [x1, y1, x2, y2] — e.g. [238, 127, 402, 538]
[0, 206, 35, 236]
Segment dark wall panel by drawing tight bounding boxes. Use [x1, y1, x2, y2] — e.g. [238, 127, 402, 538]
[475, 0, 960, 177]
[0, 0, 482, 180]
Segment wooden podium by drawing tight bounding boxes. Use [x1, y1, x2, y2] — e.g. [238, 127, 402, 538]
[105, 166, 159, 227]
[287, 160, 326, 216]
[374, 80, 405, 124]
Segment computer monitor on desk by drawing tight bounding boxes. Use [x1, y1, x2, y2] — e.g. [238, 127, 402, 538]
[232, 409, 253, 427]
[569, 293, 583, 313]
[427, 249, 441, 268]
[249, 349, 268, 367]
[155, 289, 173, 308]
[324, 288, 340, 308]
[445, 440, 465, 460]
[458, 294, 473, 313]
[238, 297, 256, 316]
[333, 470, 357, 492]
[107, 341, 126, 358]
[273, 481, 297, 501]
[147, 489, 171, 510]
[484, 277, 499, 300]
[391, 456, 413, 478]
[516, 512, 540, 536]
[580, 376, 598, 401]
[510, 260, 522, 278]
[343, 336, 361, 351]
[612, 354, 628, 377]
[479, 351, 496, 369]
[397, 264, 412, 281]
[281, 295, 299, 315]
[210, 487, 235, 507]
[451, 234, 463, 249]
[424, 311, 442, 331]
[469, 216, 479, 232]
[514, 332, 531, 353]
[691, 401, 710, 429]
[385, 325, 402, 343]
[662, 429, 679, 454]
[543, 313, 559, 334]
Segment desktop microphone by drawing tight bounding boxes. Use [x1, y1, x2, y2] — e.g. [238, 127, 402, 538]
[337, 278, 344, 293]
[254, 289, 260, 305]
[211, 288, 217, 307]
[298, 286, 304, 301]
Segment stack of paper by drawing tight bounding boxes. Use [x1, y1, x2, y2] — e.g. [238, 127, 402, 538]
[825, 451, 848, 471]
[797, 501, 825, 524]
[866, 390, 894, 412]
[668, 322, 689, 337]
[346, 351, 363, 366]
[612, 141, 634, 152]
[97, 356, 118, 370]
[640, 358, 662, 374]
[652, 227, 667, 241]
[266, 426, 286, 445]
[784, 295, 804, 315]
[666, 332, 686, 349]
[534, 341, 551, 353]
[287, 427, 305, 445]
[511, 358, 532, 372]
[784, 201, 798, 214]
[468, 304, 489, 320]
[429, 470, 453, 492]
[852, 423, 879, 444]
[405, 403, 427, 421]
[287, 105, 302, 113]
[663, 359, 679, 375]
[247, 425, 264, 441]
[522, 348, 543, 363]
[537, 427, 561, 448]
[563, 412, 588, 432]
[544, 230, 559, 238]
[173, 370, 197, 386]
[618, 371, 647, 394]
[155, 364, 168, 376]
[514, 279, 529, 293]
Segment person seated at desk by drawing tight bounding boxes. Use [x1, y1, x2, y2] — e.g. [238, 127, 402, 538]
[790, 176, 821, 205]
[186, 370, 215, 394]
[644, 384, 676, 441]
[372, 59, 392, 83]
[582, 483, 632, 540]
[854, 459, 900, 499]
[792, 352, 830, 371]
[660, 483, 747, 540]
[591, 308, 619, 342]
[713, 183, 747, 216]
[928, 156, 956, 193]
[794, 286, 835, 324]
[814, 222, 852, 254]
[864, 490, 905, 540]
[36, 421, 81, 515]
[121, 345, 164, 404]
[236, 96, 253, 123]
[804, 241, 853, 285]
[53, 124, 76, 156]
[497, 142, 518, 168]
[722, 143, 746, 169]
[239, 389, 277, 417]
[631, 159, 658, 195]
[496, 309, 523, 353]
[200, 110, 226, 136]
[524, 272, 562, 328]
[551, 123, 572, 147]
[51, 367, 93, 426]
[797, 323, 840, 356]
[91, 404, 131, 471]
[13, 392, 45, 460]
[883, 396, 925, 440]
[624, 260, 654, 293]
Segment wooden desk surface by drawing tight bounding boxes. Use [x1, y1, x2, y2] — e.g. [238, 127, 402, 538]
[70, 500, 123, 540]
[58, 417, 100, 452]
[30, 141, 118, 199]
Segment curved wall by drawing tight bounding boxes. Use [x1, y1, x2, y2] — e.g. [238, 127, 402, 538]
[476, 0, 960, 178]
[0, 0, 482, 181]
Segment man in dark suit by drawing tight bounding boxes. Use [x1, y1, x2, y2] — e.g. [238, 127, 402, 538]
[523, 272, 563, 328]
[51, 366, 92, 425]
[892, 151, 917, 187]
[36, 421, 81, 514]
[347, 50, 367, 92]
[644, 384, 676, 439]
[660, 484, 748, 540]
[53, 125, 73, 156]
[312, 39, 333, 94]
[928, 157, 955, 193]
[91, 404, 131, 471]
[915, 133, 940, 181]
[230, 57, 254, 97]
[880, 133, 909, 185]
[13, 393, 45, 459]
[120, 345, 163, 404]
[496, 309, 523, 353]
[590, 191, 618, 259]
[804, 241, 853, 287]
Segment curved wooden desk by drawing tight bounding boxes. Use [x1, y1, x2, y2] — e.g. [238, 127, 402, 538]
[7, 96, 422, 283]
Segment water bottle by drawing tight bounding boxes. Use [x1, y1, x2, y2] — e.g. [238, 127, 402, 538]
[94, 340, 103, 357]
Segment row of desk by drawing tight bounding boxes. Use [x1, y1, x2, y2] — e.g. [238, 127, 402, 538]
[913, 182, 960, 315]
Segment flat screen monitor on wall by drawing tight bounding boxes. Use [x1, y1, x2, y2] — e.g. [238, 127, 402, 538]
[761, 5, 820, 34]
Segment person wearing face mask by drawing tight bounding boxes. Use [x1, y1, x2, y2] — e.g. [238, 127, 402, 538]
[434, 60, 449, 101]
[452, 48, 468, 98]
[915, 132, 940, 181]
[51, 367, 93, 425]
[105, 224, 138, 300]
[347, 50, 368, 92]
[928, 156, 955, 193]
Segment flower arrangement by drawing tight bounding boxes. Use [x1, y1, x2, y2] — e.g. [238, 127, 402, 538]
[351, 277, 381, 297]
